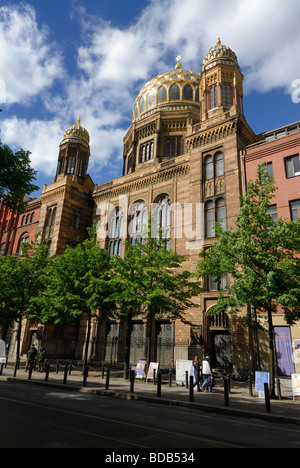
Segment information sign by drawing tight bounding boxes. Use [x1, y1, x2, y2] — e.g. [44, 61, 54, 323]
[147, 362, 159, 381]
[135, 360, 146, 379]
[255, 371, 269, 396]
[0, 340, 6, 364]
[175, 360, 193, 385]
[291, 374, 300, 400]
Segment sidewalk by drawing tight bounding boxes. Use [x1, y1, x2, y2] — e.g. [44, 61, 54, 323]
[0, 364, 299, 426]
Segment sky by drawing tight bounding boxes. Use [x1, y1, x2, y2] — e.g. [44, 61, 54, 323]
[0, 0, 299, 199]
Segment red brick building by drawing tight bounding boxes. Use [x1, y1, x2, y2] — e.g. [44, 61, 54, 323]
[242, 121, 300, 375]
[0, 196, 41, 256]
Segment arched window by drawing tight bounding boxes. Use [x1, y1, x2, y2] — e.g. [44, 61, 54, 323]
[204, 155, 213, 180]
[209, 85, 218, 108]
[146, 89, 156, 108]
[130, 202, 147, 244]
[30, 212, 35, 224]
[215, 152, 224, 177]
[157, 86, 167, 103]
[18, 234, 30, 255]
[222, 84, 232, 106]
[155, 196, 171, 250]
[216, 198, 226, 230]
[66, 156, 76, 174]
[109, 207, 124, 257]
[183, 84, 193, 101]
[139, 96, 145, 113]
[169, 84, 180, 101]
[205, 200, 215, 237]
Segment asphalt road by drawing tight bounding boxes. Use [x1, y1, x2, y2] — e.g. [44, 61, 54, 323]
[0, 381, 299, 450]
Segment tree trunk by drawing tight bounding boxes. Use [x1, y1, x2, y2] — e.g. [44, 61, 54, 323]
[123, 312, 133, 379]
[84, 312, 91, 367]
[267, 306, 276, 399]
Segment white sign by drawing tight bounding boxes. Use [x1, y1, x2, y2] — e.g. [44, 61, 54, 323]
[0, 340, 6, 364]
[291, 374, 300, 399]
[175, 360, 193, 385]
[147, 362, 159, 381]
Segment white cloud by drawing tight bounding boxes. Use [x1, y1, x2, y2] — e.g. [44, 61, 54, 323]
[1, 0, 300, 188]
[0, 4, 64, 105]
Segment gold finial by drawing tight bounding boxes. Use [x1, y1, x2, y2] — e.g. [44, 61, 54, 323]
[217, 37, 221, 46]
[175, 54, 182, 70]
[77, 116, 81, 125]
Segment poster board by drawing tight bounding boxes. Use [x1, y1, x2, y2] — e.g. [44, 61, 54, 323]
[175, 360, 193, 385]
[255, 371, 269, 398]
[0, 340, 6, 364]
[135, 360, 146, 379]
[291, 374, 300, 400]
[147, 362, 159, 381]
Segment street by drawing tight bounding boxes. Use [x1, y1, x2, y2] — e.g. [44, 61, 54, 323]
[0, 381, 299, 450]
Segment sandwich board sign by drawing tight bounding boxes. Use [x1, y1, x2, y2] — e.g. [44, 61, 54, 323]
[0, 340, 6, 364]
[255, 371, 269, 398]
[147, 362, 159, 381]
[135, 360, 146, 379]
[176, 360, 193, 385]
[291, 374, 300, 400]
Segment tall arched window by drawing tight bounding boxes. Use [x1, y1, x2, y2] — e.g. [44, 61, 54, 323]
[215, 152, 224, 177]
[209, 85, 218, 108]
[155, 196, 171, 250]
[109, 207, 124, 257]
[169, 84, 180, 101]
[216, 198, 226, 230]
[205, 200, 215, 237]
[18, 233, 30, 255]
[183, 84, 193, 101]
[204, 155, 214, 180]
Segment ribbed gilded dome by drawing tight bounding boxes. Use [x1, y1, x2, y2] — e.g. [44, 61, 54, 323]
[132, 57, 201, 122]
[62, 117, 90, 145]
[202, 38, 238, 71]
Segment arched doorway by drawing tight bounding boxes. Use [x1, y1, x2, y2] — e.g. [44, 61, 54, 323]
[207, 310, 233, 370]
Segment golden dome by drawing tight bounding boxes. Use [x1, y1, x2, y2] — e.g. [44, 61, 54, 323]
[132, 57, 201, 122]
[202, 38, 238, 71]
[62, 117, 90, 145]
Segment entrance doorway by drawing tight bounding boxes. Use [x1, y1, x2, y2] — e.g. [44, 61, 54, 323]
[208, 311, 233, 370]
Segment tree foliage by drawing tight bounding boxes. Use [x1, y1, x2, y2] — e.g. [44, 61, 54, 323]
[0, 143, 39, 212]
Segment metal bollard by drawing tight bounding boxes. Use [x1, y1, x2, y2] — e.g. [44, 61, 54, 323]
[169, 369, 172, 387]
[63, 363, 68, 384]
[130, 369, 135, 393]
[224, 378, 229, 406]
[264, 382, 271, 412]
[249, 375, 253, 397]
[105, 368, 110, 390]
[0, 363, 4, 376]
[28, 361, 34, 380]
[157, 372, 162, 397]
[83, 365, 89, 387]
[189, 375, 194, 401]
[153, 368, 156, 385]
[45, 361, 50, 381]
[276, 378, 282, 401]
[185, 370, 189, 388]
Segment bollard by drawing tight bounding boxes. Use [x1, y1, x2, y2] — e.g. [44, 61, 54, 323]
[189, 375, 194, 401]
[264, 382, 271, 412]
[13, 359, 19, 377]
[83, 365, 89, 387]
[69, 360, 73, 375]
[63, 363, 68, 384]
[249, 375, 253, 397]
[28, 361, 34, 380]
[153, 368, 156, 385]
[105, 368, 110, 390]
[185, 370, 189, 388]
[157, 372, 162, 397]
[169, 370, 172, 387]
[130, 369, 135, 393]
[224, 378, 229, 406]
[45, 361, 50, 381]
[56, 360, 59, 374]
[0, 363, 4, 376]
[276, 378, 282, 401]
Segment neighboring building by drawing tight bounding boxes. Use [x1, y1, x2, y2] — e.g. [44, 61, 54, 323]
[242, 121, 300, 376]
[4, 39, 299, 377]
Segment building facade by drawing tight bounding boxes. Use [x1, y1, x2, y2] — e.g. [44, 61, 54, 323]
[3, 39, 299, 376]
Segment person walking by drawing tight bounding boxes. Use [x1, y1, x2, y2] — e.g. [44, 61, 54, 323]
[192, 356, 202, 391]
[25, 344, 37, 372]
[37, 347, 46, 372]
[201, 354, 213, 392]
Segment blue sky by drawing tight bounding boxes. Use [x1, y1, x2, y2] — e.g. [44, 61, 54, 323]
[0, 0, 299, 199]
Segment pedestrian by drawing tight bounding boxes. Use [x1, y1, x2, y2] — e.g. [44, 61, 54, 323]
[38, 347, 46, 372]
[25, 344, 37, 371]
[192, 356, 202, 391]
[201, 354, 213, 392]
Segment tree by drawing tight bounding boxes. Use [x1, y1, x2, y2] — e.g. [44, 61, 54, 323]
[0, 239, 50, 359]
[197, 165, 300, 396]
[109, 219, 202, 373]
[30, 227, 115, 365]
[0, 143, 39, 212]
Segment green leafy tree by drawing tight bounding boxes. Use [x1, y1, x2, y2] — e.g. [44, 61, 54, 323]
[0, 239, 50, 359]
[197, 165, 300, 396]
[0, 143, 39, 212]
[30, 227, 115, 365]
[109, 220, 202, 372]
